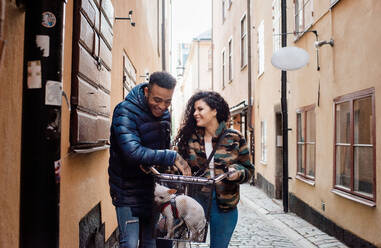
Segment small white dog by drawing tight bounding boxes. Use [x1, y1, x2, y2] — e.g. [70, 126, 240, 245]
[154, 183, 206, 241]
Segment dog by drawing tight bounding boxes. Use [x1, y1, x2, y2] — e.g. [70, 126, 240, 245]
[154, 183, 206, 241]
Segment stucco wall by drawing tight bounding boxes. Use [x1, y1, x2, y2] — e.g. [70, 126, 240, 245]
[253, 0, 381, 246]
[288, 1, 381, 245]
[0, 3, 25, 247]
[212, 0, 249, 108]
[59, 0, 163, 247]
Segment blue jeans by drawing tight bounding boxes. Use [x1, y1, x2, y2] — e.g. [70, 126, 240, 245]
[115, 206, 172, 248]
[209, 192, 238, 248]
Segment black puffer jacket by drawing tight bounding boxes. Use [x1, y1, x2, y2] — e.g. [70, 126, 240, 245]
[108, 83, 176, 216]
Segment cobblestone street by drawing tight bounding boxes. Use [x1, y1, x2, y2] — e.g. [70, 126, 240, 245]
[183, 184, 348, 248]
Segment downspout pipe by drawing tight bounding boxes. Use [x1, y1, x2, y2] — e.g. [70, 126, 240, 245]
[281, 0, 289, 213]
[211, 0, 214, 90]
[0, 0, 5, 63]
[20, 0, 64, 247]
[197, 38, 200, 89]
[246, 0, 252, 130]
[161, 0, 166, 70]
[247, 0, 254, 165]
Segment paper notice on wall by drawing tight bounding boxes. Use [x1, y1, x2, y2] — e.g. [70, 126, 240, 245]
[45, 80, 62, 106]
[36, 35, 50, 57]
[27, 60, 42, 89]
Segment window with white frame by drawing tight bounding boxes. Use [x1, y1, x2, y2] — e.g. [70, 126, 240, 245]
[222, 0, 226, 22]
[228, 38, 233, 82]
[227, 0, 232, 9]
[240, 14, 247, 68]
[272, 0, 281, 52]
[261, 120, 267, 162]
[330, 0, 340, 7]
[222, 49, 226, 88]
[294, 0, 314, 34]
[257, 20, 264, 76]
[297, 105, 316, 180]
[334, 88, 375, 202]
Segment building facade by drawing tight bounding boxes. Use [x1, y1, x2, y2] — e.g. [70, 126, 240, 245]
[172, 31, 212, 134]
[251, 0, 381, 247]
[212, 0, 254, 158]
[0, 0, 171, 247]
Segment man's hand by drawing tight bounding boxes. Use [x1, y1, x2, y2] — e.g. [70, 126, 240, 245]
[174, 153, 191, 176]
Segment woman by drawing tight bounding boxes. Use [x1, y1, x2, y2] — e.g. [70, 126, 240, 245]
[175, 91, 254, 248]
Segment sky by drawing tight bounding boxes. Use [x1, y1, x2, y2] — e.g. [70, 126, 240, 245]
[171, 0, 212, 72]
[172, 0, 212, 43]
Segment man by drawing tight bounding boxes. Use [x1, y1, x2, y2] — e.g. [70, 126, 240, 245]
[108, 71, 191, 248]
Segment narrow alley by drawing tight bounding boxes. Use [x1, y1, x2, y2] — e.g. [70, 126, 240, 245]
[191, 184, 348, 248]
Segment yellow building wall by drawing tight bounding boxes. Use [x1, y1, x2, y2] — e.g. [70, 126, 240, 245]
[253, 0, 381, 245]
[212, 0, 249, 108]
[252, 0, 282, 187]
[286, 0, 381, 246]
[59, 0, 163, 247]
[0, 3, 25, 247]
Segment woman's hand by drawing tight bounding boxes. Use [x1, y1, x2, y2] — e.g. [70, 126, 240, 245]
[227, 167, 240, 181]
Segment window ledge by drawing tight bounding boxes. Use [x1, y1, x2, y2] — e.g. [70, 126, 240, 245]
[257, 71, 264, 79]
[296, 175, 315, 186]
[331, 189, 376, 207]
[330, 0, 340, 8]
[240, 64, 247, 71]
[72, 144, 110, 154]
[259, 160, 267, 165]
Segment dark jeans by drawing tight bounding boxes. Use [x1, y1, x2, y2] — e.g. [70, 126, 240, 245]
[115, 206, 172, 248]
[209, 192, 238, 248]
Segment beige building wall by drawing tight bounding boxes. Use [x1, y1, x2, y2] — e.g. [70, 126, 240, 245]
[172, 38, 212, 134]
[0, 3, 25, 247]
[252, 0, 282, 188]
[60, 0, 166, 247]
[253, 0, 381, 246]
[212, 0, 249, 108]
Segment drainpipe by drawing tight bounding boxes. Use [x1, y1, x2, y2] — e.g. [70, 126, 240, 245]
[211, 0, 214, 90]
[20, 0, 65, 247]
[161, 0, 166, 70]
[281, 0, 289, 213]
[0, 0, 5, 63]
[246, 0, 255, 167]
[197, 38, 200, 89]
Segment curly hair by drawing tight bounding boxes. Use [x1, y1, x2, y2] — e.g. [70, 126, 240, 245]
[148, 71, 177, 90]
[175, 91, 230, 158]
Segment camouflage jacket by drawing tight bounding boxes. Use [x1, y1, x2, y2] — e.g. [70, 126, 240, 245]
[185, 122, 254, 211]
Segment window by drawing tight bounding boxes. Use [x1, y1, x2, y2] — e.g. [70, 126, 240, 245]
[240, 14, 247, 68]
[272, 0, 281, 52]
[227, 0, 232, 9]
[221, 49, 226, 88]
[330, 0, 340, 7]
[294, 0, 314, 34]
[222, 0, 226, 22]
[70, 0, 114, 149]
[334, 88, 375, 202]
[257, 20, 264, 76]
[208, 47, 212, 71]
[228, 38, 233, 82]
[123, 51, 136, 99]
[297, 105, 316, 180]
[261, 120, 267, 162]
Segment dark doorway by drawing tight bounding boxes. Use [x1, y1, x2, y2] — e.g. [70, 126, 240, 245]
[275, 112, 283, 199]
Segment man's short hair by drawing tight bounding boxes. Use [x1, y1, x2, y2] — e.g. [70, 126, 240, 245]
[148, 71, 177, 91]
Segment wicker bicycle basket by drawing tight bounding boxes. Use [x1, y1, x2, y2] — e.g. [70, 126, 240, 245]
[152, 172, 216, 243]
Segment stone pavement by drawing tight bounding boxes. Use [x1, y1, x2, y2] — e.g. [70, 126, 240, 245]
[184, 183, 348, 248]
